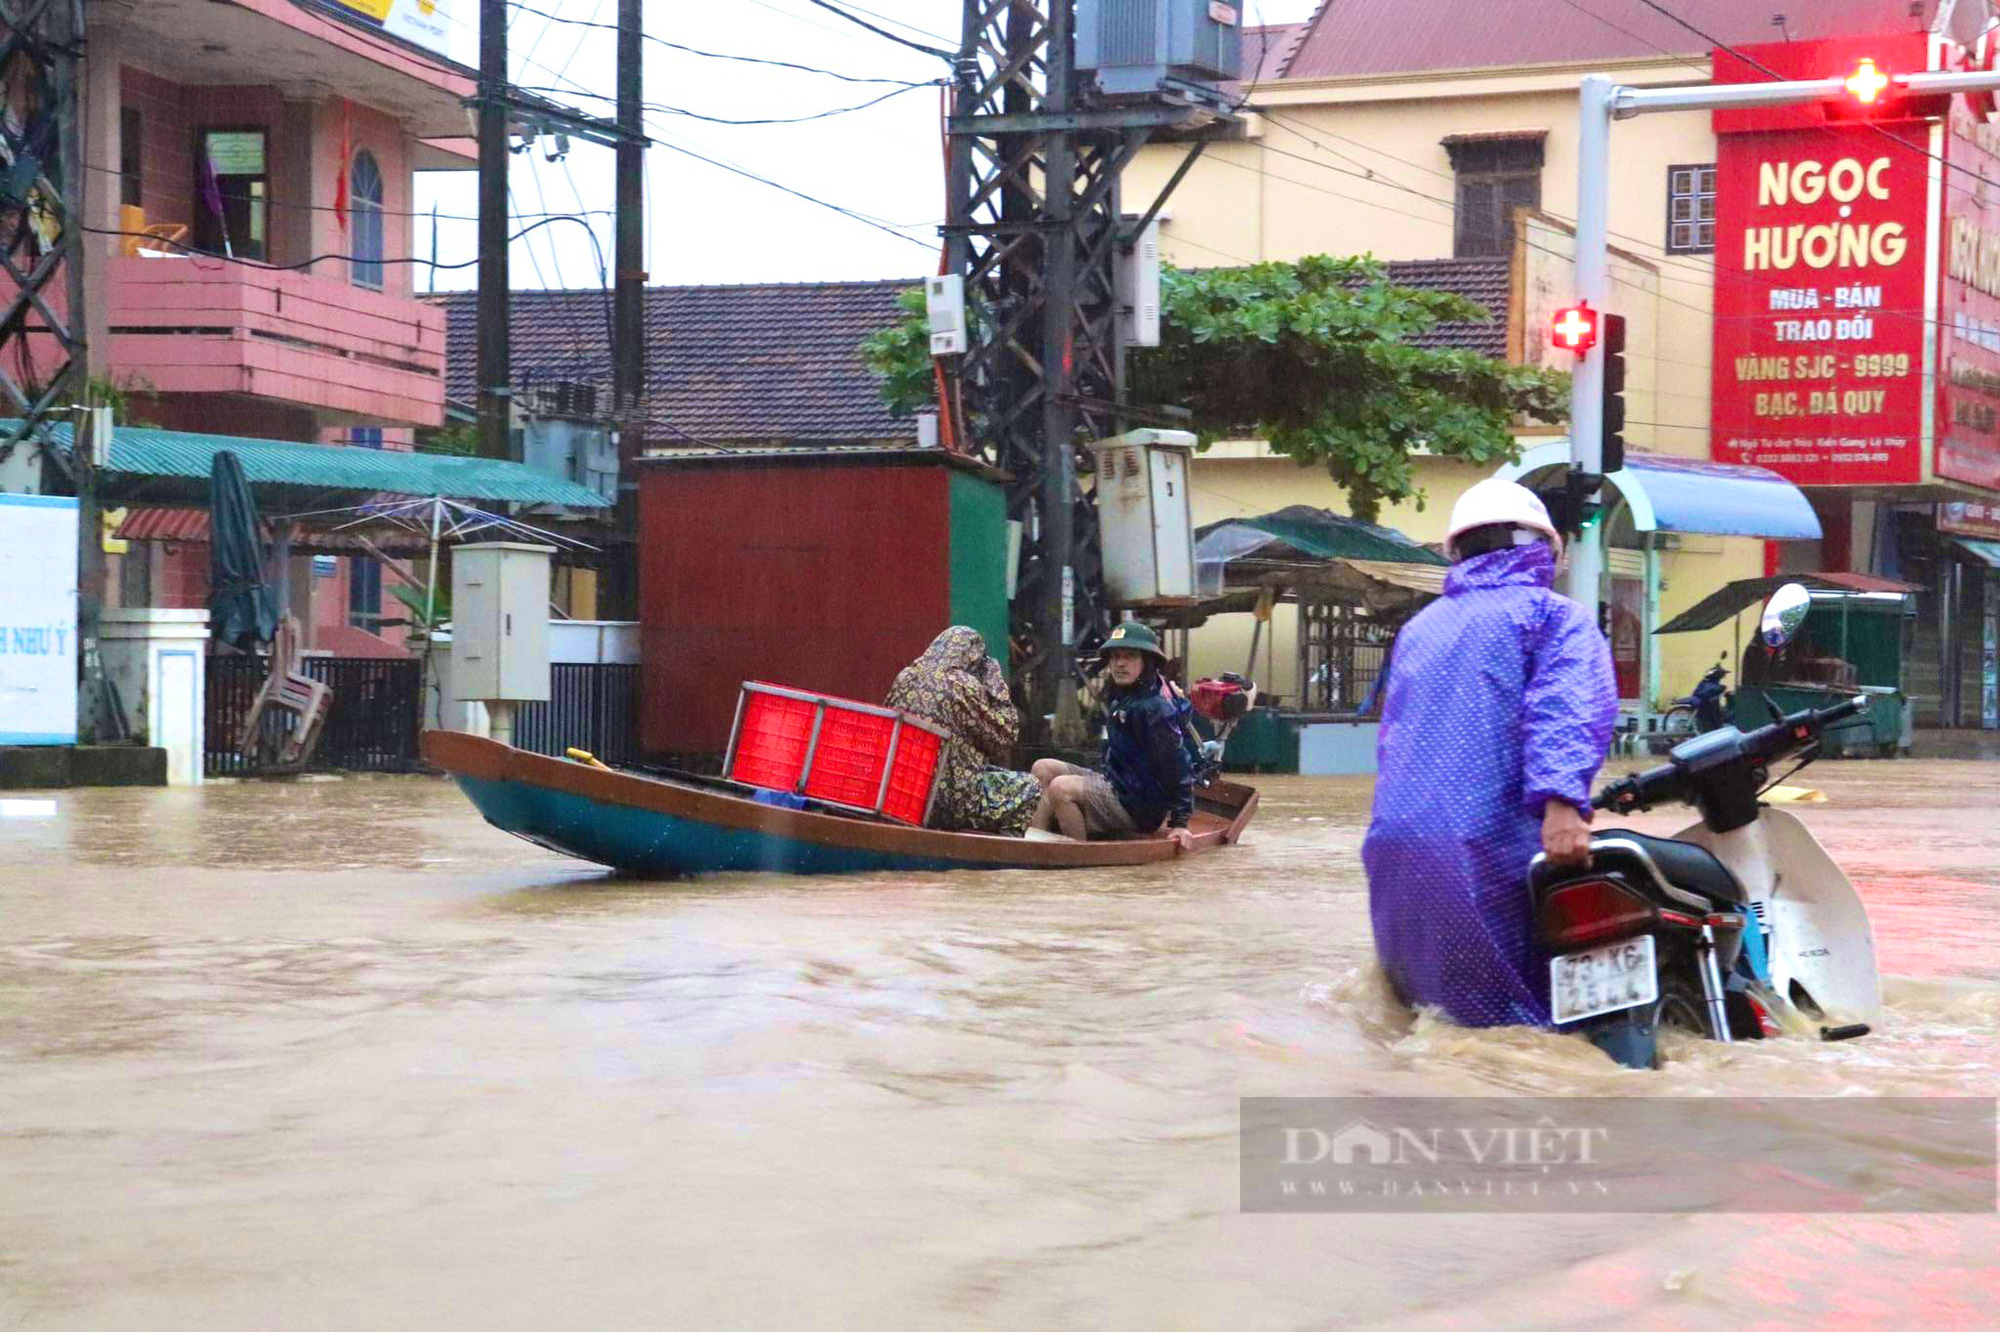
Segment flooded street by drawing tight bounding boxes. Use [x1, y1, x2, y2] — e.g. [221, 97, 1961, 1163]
[4, 761, 1997, 1327]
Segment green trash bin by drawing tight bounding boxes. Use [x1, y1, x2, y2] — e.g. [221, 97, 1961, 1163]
[1220, 707, 1300, 774]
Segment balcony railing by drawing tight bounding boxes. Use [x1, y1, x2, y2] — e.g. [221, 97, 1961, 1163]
[107, 255, 446, 427]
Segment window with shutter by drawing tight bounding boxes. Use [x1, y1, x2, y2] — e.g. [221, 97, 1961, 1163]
[1443, 133, 1544, 259]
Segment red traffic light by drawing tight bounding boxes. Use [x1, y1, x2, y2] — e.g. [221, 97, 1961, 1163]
[1551, 301, 1598, 355]
[1844, 57, 1890, 104]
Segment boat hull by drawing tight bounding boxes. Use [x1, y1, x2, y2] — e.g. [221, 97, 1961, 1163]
[425, 730, 1259, 878]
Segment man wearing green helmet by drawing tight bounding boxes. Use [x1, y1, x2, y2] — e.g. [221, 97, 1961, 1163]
[1027, 621, 1197, 849]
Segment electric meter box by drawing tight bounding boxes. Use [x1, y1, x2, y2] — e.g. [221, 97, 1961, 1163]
[451, 542, 555, 702]
[926, 274, 967, 355]
[1089, 429, 1195, 603]
[1076, 0, 1243, 97]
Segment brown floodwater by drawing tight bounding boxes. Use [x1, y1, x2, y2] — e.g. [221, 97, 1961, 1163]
[3, 761, 1997, 1327]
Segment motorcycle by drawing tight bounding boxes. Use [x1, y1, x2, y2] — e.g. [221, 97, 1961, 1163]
[1661, 658, 1733, 736]
[1529, 584, 1883, 1070]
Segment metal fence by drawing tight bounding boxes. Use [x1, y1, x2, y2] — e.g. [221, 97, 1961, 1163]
[515, 663, 643, 767]
[206, 656, 423, 776]
[1297, 600, 1401, 715]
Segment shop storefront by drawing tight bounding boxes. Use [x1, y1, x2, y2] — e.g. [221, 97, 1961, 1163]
[1709, 33, 2000, 731]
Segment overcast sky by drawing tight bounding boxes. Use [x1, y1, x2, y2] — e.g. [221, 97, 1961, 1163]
[413, 1, 1321, 292]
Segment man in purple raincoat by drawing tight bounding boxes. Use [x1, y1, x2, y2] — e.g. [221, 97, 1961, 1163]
[1362, 479, 1619, 1028]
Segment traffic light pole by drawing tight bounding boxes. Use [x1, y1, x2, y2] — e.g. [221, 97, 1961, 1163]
[1566, 75, 1612, 611]
[1562, 60, 2000, 609]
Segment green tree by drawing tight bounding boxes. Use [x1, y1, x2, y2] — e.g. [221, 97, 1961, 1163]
[862, 255, 1570, 522]
[858, 287, 940, 419]
[415, 421, 480, 457]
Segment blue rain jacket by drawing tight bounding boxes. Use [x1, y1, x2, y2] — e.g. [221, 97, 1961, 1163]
[1361, 543, 1618, 1028]
[1101, 672, 1196, 830]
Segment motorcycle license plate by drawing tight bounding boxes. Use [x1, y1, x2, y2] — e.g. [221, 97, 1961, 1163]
[1550, 936, 1658, 1024]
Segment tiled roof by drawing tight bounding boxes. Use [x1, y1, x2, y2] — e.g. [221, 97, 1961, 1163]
[1242, 23, 1307, 83]
[1277, 0, 1941, 81]
[435, 280, 924, 447]
[1383, 258, 1511, 358]
[439, 258, 1512, 448]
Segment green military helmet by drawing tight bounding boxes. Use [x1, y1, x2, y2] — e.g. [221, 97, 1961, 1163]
[1101, 620, 1169, 661]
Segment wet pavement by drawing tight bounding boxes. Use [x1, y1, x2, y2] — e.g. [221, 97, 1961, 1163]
[2, 760, 1997, 1327]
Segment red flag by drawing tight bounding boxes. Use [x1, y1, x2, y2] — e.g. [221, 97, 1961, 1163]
[334, 101, 352, 232]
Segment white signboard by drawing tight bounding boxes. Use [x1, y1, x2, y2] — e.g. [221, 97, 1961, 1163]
[315, 0, 452, 62]
[0, 494, 78, 745]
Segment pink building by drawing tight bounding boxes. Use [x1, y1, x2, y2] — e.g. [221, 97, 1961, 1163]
[75, 0, 476, 654]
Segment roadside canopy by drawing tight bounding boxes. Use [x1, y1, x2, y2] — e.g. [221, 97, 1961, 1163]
[23, 419, 610, 514]
[1956, 538, 2000, 569]
[1655, 572, 1918, 635]
[1195, 505, 1446, 606]
[1498, 442, 1822, 539]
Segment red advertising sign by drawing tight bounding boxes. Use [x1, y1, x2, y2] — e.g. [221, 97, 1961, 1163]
[1711, 35, 1934, 487]
[1939, 98, 2000, 492]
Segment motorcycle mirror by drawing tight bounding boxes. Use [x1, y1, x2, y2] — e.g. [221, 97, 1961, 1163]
[1760, 582, 1811, 649]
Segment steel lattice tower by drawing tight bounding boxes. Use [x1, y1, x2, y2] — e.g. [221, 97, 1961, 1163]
[0, 0, 86, 442]
[945, 0, 1225, 744]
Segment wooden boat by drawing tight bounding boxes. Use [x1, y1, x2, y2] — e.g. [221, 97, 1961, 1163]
[423, 730, 1260, 877]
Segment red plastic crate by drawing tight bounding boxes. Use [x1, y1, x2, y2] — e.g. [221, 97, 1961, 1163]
[728, 689, 819, 792]
[724, 682, 943, 825]
[881, 725, 943, 825]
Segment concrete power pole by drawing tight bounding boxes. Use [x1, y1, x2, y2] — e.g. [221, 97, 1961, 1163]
[612, 0, 645, 422]
[477, 0, 512, 461]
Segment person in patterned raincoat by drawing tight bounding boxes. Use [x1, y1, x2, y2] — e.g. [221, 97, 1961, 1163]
[886, 627, 1042, 836]
[1362, 479, 1619, 1028]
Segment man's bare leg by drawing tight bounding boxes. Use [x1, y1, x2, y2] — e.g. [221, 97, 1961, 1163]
[1048, 775, 1091, 841]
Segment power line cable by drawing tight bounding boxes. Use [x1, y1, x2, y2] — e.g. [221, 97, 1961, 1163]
[795, 0, 954, 60]
[80, 160, 604, 222]
[815, 0, 957, 46]
[81, 214, 603, 272]
[505, 3, 935, 85]
[1615, 0, 2000, 197]
[517, 80, 938, 124]
[1229, 107, 1972, 341]
[640, 118, 936, 246]
[557, 154, 621, 363]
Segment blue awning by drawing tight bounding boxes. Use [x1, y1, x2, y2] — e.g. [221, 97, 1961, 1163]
[1615, 452, 1821, 539]
[1499, 443, 1821, 540]
[1956, 538, 2000, 569]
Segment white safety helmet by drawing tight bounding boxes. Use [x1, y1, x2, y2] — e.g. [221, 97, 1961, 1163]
[1444, 478, 1563, 562]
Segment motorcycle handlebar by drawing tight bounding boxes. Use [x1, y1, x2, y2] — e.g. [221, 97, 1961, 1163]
[1592, 695, 1867, 814]
[1592, 766, 1674, 813]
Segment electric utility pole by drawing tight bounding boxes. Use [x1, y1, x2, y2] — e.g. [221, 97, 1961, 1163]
[476, 0, 511, 460]
[613, 0, 645, 423]
[946, 1, 1232, 745]
[474, 0, 648, 466]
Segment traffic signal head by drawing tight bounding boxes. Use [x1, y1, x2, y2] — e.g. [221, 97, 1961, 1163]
[1844, 57, 1889, 104]
[1551, 302, 1598, 355]
[1822, 55, 1949, 123]
[1601, 312, 1626, 475]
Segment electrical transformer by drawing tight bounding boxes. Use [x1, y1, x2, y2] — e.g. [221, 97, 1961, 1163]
[1076, 0, 1244, 98]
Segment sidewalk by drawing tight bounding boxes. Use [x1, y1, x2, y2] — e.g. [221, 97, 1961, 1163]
[1911, 729, 2000, 760]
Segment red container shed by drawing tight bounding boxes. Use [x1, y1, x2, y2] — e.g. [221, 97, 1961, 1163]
[638, 447, 1012, 757]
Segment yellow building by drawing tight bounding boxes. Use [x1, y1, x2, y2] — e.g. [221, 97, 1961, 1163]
[1122, 1, 1870, 721]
